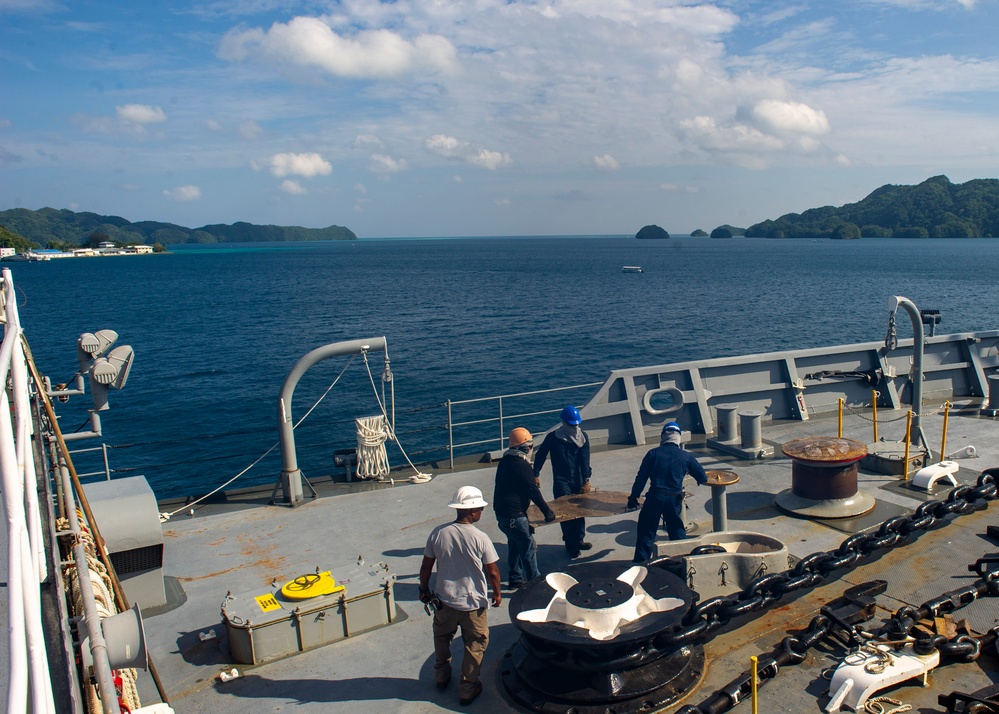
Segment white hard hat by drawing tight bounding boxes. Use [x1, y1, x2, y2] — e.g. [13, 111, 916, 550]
[447, 485, 488, 509]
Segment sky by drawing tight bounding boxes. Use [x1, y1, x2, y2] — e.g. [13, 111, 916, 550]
[2, 1, 999, 238]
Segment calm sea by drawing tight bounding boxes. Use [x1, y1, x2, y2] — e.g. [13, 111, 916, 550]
[8, 236, 999, 499]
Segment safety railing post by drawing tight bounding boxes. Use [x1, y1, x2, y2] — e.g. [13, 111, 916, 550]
[447, 400, 454, 470]
[498, 396, 504, 452]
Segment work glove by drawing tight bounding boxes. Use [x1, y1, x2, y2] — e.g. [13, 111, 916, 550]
[544, 510, 557, 523]
[581, 481, 591, 494]
[626, 497, 639, 511]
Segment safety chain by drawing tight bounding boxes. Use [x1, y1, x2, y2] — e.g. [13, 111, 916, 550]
[842, 399, 949, 424]
[657, 469, 998, 650]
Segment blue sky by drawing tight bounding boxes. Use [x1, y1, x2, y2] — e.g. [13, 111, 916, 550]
[2, 0, 999, 238]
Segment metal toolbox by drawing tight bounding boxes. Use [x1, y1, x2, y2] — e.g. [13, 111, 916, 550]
[221, 562, 396, 665]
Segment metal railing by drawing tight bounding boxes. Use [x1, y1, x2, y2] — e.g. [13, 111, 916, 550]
[446, 381, 602, 468]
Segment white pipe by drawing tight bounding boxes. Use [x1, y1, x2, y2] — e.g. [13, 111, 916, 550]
[1, 269, 56, 712]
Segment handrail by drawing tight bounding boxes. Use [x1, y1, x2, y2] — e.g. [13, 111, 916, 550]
[445, 381, 601, 468]
[0, 268, 57, 712]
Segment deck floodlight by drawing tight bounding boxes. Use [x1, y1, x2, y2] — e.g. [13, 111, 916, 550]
[89, 345, 134, 411]
[76, 329, 118, 373]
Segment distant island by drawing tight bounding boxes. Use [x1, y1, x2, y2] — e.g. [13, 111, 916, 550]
[0, 207, 357, 252]
[746, 175, 999, 238]
[636, 225, 669, 240]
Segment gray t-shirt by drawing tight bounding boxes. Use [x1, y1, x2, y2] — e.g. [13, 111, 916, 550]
[424, 521, 499, 611]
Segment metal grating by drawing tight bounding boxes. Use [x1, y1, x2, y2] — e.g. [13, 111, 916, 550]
[109, 544, 163, 574]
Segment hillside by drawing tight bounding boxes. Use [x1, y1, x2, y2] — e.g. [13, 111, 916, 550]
[746, 175, 999, 238]
[0, 207, 357, 246]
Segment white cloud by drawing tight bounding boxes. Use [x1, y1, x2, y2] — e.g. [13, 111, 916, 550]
[425, 134, 511, 170]
[239, 121, 262, 139]
[747, 99, 830, 136]
[355, 183, 367, 195]
[660, 183, 700, 194]
[280, 179, 306, 194]
[218, 16, 457, 79]
[353, 134, 384, 149]
[268, 152, 331, 177]
[370, 153, 407, 173]
[116, 104, 166, 124]
[163, 185, 201, 201]
[594, 154, 621, 171]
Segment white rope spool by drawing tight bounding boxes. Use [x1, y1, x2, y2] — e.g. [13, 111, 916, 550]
[356, 415, 391, 480]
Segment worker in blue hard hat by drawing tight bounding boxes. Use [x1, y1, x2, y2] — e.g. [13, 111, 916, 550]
[534, 405, 593, 558]
[627, 421, 708, 562]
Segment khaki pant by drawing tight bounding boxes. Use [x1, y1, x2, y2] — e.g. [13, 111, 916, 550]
[432, 603, 489, 698]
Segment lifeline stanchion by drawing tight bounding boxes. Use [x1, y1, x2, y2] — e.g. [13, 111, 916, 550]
[903, 411, 913, 480]
[838, 398, 844, 438]
[751, 655, 759, 714]
[940, 401, 950, 462]
[872, 390, 879, 443]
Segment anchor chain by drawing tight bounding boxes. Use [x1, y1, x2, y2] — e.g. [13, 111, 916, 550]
[657, 470, 998, 649]
[676, 551, 999, 714]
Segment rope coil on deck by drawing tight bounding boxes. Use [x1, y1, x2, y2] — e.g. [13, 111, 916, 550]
[56, 517, 142, 713]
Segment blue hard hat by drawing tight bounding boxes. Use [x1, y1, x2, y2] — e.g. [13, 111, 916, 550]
[662, 421, 681, 434]
[560, 405, 582, 425]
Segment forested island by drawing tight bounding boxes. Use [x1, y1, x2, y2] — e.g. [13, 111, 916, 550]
[0, 207, 356, 251]
[746, 175, 999, 239]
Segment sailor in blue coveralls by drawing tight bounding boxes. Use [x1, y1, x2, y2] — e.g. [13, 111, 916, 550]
[533, 405, 592, 558]
[627, 421, 708, 563]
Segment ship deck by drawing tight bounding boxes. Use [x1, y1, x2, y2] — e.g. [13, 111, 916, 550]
[133, 402, 999, 713]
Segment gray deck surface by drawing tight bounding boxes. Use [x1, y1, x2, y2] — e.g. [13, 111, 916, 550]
[123, 404, 999, 712]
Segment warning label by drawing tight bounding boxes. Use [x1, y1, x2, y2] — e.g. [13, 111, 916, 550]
[255, 593, 281, 612]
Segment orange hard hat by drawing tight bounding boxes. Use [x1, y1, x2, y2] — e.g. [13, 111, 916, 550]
[508, 427, 533, 448]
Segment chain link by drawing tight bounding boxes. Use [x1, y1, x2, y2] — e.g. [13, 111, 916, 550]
[885, 310, 898, 351]
[661, 470, 998, 648]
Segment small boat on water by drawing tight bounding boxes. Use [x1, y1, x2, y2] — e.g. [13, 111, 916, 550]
[622, 265, 643, 273]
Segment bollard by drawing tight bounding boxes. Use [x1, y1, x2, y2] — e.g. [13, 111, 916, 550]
[715, 404, 739, 442]
[706, 471, 739, 532]
[739, 410, 764, 449]
[984, 374, 999, 416]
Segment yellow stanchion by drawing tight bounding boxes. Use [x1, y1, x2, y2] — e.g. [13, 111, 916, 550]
[941, 401, 950, 462]
[838, 398, 843, 438]
[871, 390, 879, 443]
[903, 411, 913, 480]
[751, 655, 759, 714]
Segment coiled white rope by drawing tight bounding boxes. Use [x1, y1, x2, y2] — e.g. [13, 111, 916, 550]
[58, 517, 141, 712]
[355, 415, 391, 480]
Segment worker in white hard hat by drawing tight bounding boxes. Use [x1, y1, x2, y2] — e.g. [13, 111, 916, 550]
[419, 485, 501, 706]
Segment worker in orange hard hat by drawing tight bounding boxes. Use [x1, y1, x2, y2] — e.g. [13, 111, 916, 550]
[493, 427, 556, 589]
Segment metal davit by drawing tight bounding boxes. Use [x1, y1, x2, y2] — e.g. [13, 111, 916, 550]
[274, 337, 388, 506]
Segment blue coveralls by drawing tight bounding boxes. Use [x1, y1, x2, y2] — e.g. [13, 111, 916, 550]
[629, 442, 707, 562]
[533, 429, 591, 554]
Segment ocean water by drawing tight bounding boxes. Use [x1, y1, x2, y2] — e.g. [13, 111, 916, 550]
[8, 235, 999, 499]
